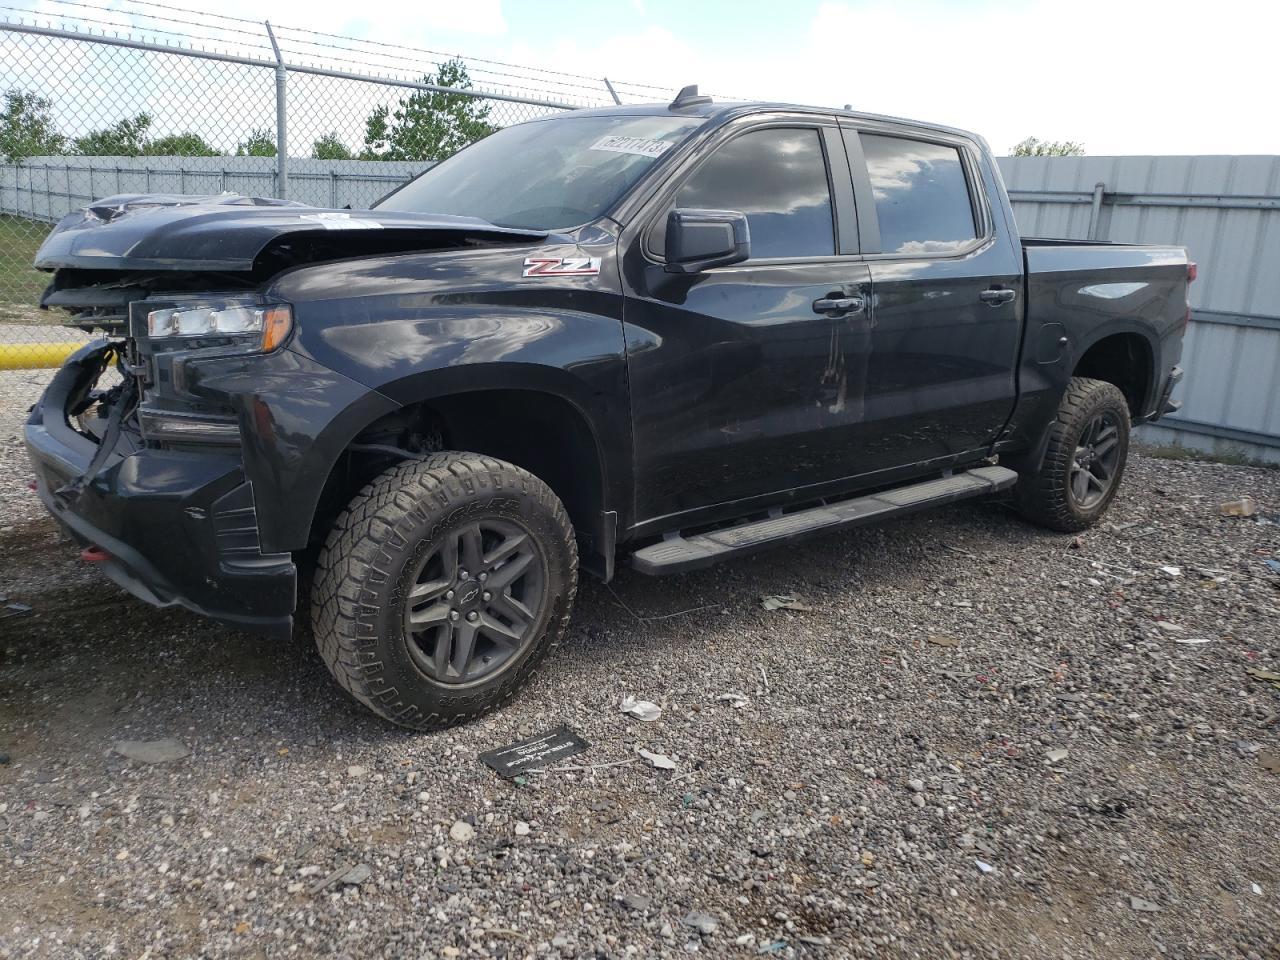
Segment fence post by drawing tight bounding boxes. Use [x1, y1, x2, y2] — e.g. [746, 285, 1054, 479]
[1086, 181, 1106, 241]
[265, 21, 288, 200]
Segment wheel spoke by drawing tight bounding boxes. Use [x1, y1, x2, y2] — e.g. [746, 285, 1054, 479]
[448, 621, 478, 677]
[409, 576, 451, 602]
[432, 622, 455, 677]
[409, 601, 452, 627]
[1072, 466, 1090, 502]
[439, 533, 460, 581]
[1085, 469, 1106, 491]
[460, 526, 485, 574]
[478, 611, 525, 648]
[483, 532, 528, 567]
[490, 590, 534, 626]
[488, 551, 534, 591]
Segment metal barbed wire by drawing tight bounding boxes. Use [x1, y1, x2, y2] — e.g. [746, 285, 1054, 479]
[2, 0, 684, 103]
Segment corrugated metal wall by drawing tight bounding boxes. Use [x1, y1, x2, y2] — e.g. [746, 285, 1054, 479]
[997, 155, 1280, 464]
[1, 155, 428, 222]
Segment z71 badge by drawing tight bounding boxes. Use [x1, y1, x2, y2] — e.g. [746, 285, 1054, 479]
[522, 256, 601, 278]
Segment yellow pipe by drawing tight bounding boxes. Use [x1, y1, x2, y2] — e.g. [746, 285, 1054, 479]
[0, 342, 83, 371]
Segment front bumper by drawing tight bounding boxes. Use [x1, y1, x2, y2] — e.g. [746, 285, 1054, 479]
[24, 346, 296, 636]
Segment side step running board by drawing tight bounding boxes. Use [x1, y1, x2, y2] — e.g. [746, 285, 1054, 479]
[630, 465, 1018, 575]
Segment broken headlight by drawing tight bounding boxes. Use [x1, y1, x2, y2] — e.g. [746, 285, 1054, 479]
[145, 298, 292, 352]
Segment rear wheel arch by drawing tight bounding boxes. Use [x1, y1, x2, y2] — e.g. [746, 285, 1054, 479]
[1071, 329, 1156, 418]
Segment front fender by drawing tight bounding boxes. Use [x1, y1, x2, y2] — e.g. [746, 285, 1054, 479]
[187, 349, 399, 553]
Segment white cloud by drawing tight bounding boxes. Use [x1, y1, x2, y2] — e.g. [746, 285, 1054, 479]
[414, 0, 507, 37]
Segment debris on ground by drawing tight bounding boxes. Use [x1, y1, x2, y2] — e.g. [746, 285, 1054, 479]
[619, 695, 662, 722]
[1260, 752, 1280, 775]
[760, 595, 813, 612]
[976, 859, 996, 873]
[1128, 895, 1162, 913]
[717, 692, 749, 709]
[307, 863, 371, 894]
[1218, 497, 1259, 517]
[637, 748, 677, 770]
[1159, 565, 1182, 577]
[620, 892, 651, 912]
[111, 739, 191, 764]
[478, 726, 590, 778]
[680, 911, 719, 935]
[1045, 748, 1069, 764]
[1, 601, 31, 620]
[448, 821, 475, 843]
[927, 634, 959, 647]
[1246, 667, 1280, 692]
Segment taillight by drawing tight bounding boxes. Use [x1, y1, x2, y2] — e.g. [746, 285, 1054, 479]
[1187, 262, 1197, 283]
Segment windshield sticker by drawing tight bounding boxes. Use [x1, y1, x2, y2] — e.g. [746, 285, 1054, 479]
[523, 256, 601, 278]
[299, 212, 384, 230]
[589, 135, 675, 159]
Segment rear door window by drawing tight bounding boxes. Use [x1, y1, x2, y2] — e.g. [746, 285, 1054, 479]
[654, 126, 835, 260]
[858, 134, 977, 254]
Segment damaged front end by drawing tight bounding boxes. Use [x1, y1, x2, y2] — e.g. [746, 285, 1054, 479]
[26, 194, 548, 634]
[26, 335, 297, 635]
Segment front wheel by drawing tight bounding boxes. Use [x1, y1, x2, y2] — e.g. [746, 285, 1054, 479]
[311, 453, 577, 730]
[1015, 377, 1131, 533]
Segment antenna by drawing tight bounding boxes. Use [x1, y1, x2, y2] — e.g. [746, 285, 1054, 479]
[669, 84, 712, 110]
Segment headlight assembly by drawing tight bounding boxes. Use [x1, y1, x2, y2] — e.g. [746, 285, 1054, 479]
[145, 298, 292, 352]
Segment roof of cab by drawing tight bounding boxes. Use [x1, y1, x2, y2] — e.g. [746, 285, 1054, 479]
[553, 99, 987, 148]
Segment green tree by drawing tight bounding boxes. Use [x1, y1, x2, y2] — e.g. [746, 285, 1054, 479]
[1, 90, 65, 163]
[145, 132, 219, 157]
[72, 113, 152, 156]
[360, 59, 494, 161]
[311, 132, 353, 160]
[1010, 136, 1085, 157]
[236, 128, 277, 157]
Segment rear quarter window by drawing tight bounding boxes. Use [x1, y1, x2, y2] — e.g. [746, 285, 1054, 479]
[859, 134, 977, 255]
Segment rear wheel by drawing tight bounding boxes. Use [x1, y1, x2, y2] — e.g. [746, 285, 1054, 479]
[311, 452, 577, 730]
[1016, 377, 1131, 532]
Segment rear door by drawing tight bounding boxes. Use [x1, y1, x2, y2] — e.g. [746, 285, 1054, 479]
[619, 115, 873, 528]
[838, 124, 1023, 473]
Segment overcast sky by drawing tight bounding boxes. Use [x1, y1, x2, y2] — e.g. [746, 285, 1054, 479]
[11, 0, 1280, 156]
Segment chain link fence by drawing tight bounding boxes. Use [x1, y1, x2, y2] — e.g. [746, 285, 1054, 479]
[0, 15, 648, 426]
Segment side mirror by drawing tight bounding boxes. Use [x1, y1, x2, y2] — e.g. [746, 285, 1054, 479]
[664, 208, 750, 274]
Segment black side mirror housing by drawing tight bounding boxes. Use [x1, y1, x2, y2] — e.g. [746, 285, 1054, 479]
[664, 208, 750, 273]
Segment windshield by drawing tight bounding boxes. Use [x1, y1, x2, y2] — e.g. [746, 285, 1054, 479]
[374, 114, 702, 230]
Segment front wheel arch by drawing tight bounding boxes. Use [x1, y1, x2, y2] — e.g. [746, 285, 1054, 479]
[308, 387, 614, 578]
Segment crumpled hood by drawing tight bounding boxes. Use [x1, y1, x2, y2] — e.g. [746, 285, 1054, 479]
[34, 193, 548, 272]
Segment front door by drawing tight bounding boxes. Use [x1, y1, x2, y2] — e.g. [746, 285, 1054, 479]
[621, 118, 873, 527]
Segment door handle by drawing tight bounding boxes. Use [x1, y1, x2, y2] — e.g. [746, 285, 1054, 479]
[979, 288, 1017, 306]
[813, 295, 865, 315]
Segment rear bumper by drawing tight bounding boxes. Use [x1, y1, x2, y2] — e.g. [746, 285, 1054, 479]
[24, 346, 295, 637]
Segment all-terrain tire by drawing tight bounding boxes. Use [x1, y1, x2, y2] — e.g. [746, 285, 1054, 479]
[311, 452, 577, 730]
[1015, 377, 1131, 533]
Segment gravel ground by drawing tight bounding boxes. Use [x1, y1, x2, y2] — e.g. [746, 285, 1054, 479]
[1, 450, 1278, 959]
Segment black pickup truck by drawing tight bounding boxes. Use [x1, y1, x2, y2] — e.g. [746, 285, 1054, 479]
[25, 87, 1192, 728]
